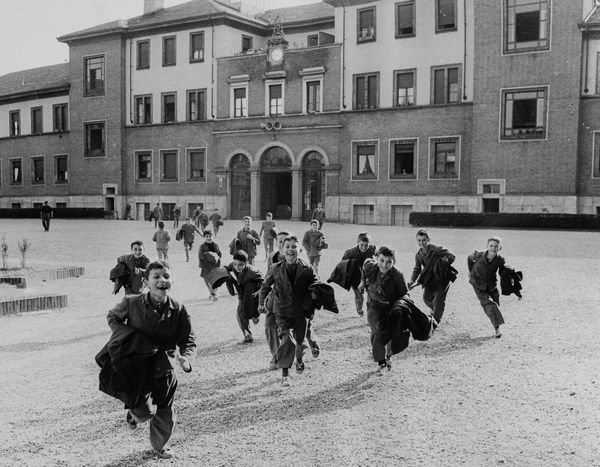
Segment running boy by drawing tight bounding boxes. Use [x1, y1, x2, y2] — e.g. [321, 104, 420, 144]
[259, 212, 277, 261]
[302, 219, 326, 276]
[198, 230, 222, 302]
[236, 216, 261, 265]
[179, 217, 202, 262]
[152, 222, 171, 262]
[342, 232, 376, 316]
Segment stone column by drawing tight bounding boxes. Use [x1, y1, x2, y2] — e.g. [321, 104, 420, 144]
[291, 169, 302, 221]
[250, 169, 260, 218]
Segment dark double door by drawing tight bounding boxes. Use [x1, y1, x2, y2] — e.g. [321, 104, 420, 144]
[261, 171, 292, 219]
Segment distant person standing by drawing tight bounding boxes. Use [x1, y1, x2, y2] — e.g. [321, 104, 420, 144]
[173, 205, 182, 229]
[152, 203, 163, 228]
[152, 222, 171, 262]
[311, 203, 326, 229]
[259, 212, 277, 261]
[209, 209, 223, 237]
[40, 201, 53, 232]
[192, 206, 202, 228]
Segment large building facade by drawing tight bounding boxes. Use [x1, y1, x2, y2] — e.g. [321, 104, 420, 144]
[1, 0, 599, 223]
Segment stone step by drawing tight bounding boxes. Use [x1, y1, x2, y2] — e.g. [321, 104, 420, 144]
[0, 266, 84, 288]
[0, 295, 68, 316]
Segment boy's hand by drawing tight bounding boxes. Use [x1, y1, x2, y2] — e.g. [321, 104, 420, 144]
[177, 356, 192, 372]
[408, 281, 419, 290]
[257, 305, 266, 314]
[357, 282, 365, 294]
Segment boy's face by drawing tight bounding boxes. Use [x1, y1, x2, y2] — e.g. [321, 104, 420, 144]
[232, 259, 247, 273]
[357, 240, 370, 252]
[276, 234, 287, 251]
[376, 254, 394, 274]
[266, 215, 272, 221]
[147, 267, 171, 298]
[282, 239, 298, 263]
[416, 235, 430, 249]
[204, 233, 213, 243]
[487, 240, 500, 256]
[243, 219, 251, 229]
[186, 218, 191, 224]
[131, 244, 144, 258]
[310, 222, 318, 231]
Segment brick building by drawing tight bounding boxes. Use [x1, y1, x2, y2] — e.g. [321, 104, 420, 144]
[1, 0, 599, 223]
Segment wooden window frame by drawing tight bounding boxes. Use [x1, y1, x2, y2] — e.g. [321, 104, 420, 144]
[395, 1, 416, 38]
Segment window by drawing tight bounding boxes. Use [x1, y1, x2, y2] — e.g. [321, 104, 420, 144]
[187, 148, 206, 182]
[162, 93, 176, 123]
[431, 205, 454, 213]
[137, 40, 150, 69]
[501, 87, 548, 140]
[394, 69, 415, 106]
[32, 157, 44, 184]
[432, 65, 461, 104]
[242, 35, 253, 53]
[10, 159, 22, 185]
[354, 73, 379, 110]
[187, 89, 206, 121]
[190, 32, 204, 62]
[504, 0, 550, 54]
[357, 7, 376, 43]
[136, 152, 152, 182]
[353, 205, 375, 224]
[268, 83, 284, 116]
[352, 141, 378, 180]
[55, 155, 68, 184]
[11, 203, 21, 209]
[53, 104, 68, 132]
[135, 95, 152, 125]
[396, 1, 415, 37]
[31, 107, 43, 134]
[84, 122, 105, 157]
[390, 139, 417, 179]
[305, 80, 322, 113]
[84, 55, 105, 97]
[308, 34, 319, 47]
[430, 137, 459, 178]
[162, 36, 176, 66]
[233, 87, 247, 118]
[9, 110, 20, 136]
[483, 199, 500, 213]
[436, 0, 457, 32]
[160, 150, 178, 181]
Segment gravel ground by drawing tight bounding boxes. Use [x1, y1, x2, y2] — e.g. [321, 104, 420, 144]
[0, 218, 598, 466]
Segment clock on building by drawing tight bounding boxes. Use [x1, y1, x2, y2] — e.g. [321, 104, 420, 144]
[268, 44, 285, 66]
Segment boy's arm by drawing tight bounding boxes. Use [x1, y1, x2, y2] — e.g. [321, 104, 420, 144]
[467, 252, 476, 273]
[152, 232, 157, 242]
[257, 267, 275, 308]
[259, 224, 264, 237]
[252, 229, 261, 245]
[107, 298, 130, 333]
[176, 306, 196, 372]
[409, 253, 421, 285]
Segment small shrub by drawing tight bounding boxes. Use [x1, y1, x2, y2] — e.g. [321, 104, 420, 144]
[1, 234, 8, 269]
[17, 238, 32, 269]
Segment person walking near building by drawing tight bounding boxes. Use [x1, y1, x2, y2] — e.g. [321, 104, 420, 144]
[178, 217, 202, 262]
[235, 216, 261, 265]
[197, 209, 209, 231]
[40, 201, 53, 232]
[209, 209, 223, 237]
[467, 236, 513, 338]
[99, 261, 196, 459]
[152, 222, 171, 262]
[198, 230, 222, 302]
[359, 246, 409, 375]
[259, 212, 277, 261]
[173, 205, 181, 229]
[341, 232, 376, 316]
[258, 235, 319, 387]
[152, 203, 163, 228]
[302, 219, 326, 276]
[191, 205, 202, 228]
[311, 203, 326, 229]
[407, 229, 456, 325]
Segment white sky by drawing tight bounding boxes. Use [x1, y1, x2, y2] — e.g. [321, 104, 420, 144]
[0, 0, 320, 77]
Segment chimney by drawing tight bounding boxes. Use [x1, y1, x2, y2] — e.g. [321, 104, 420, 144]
[144, 0, 164, 15]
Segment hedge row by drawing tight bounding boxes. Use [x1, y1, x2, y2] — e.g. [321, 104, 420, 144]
[0, 208, 108, 219]
[409, 212, 600, 230]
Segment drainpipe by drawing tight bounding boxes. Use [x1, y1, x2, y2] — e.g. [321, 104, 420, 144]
[583, 25, 589, 94]
[211, 21, 216, 118]
[342, 6, 347, 109]
[463, 0, 467, 100]
[129, 39, 134, 123]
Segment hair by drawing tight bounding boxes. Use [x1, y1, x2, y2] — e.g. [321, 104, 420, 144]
[282, 235, 298, 246]
[487, 236, 502, 245]
[375, 245, 396, 261]
[266, 212, 273, 217]
[233, 250, 248, 262]
[130, 240, 144, 249]
[144, 260, 168, 278]
[158, 221, 165, 229]
[357, 232, 371, 243]
[185, 217, 191, 221]
[277, 230, 290, 237]
[202, 230, 213, 237]
[243, 216, 252, 222]
[416, 229, 430, 239]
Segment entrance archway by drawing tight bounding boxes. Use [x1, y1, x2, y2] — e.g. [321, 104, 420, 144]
[260, 146, 292, 219]
[230, 153, 251, 219]
[302, 151, 325, 221]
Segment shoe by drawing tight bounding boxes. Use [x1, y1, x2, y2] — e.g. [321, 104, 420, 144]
[244, 332, 253, 343]
[269, 360, 278, 371]
[212, 295, 218, 302]
[495, 327, 502, 338]
[280, 376, 291, 387]
[157, 447, 174, 459]
[126, 411, 137, 430]
[310, 343, 320, 359]
[296, 361, 305, 374]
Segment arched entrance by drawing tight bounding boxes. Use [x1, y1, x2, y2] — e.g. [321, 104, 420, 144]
[260, 146, 292, 219]
[302, 151, 325, 221]
[230, 153, 251, 219]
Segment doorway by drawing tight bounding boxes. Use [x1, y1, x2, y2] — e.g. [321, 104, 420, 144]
[230, 154, 251, 219]
[259, 146, 292, 219]
[302, 151, 325, 221]
[391, 205, 413, 226]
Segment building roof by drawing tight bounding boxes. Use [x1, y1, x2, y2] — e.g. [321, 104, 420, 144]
[0, 63, 69, 99]
[259, 3, 334, 25]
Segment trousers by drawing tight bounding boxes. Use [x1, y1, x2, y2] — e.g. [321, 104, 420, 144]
[422, 282, 450, 323]
[264, 310, 279, 364]
[367, 305, 392, 362]
[472, 286, 505, 328]
[275, 315, 308, 369]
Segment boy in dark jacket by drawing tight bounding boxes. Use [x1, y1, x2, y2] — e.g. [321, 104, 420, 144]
[468, 236, 512, 338]
[359, 246, 409, 375]
[112, 241, 150, 295]
[179, 217, 202, 262]
[342, 232, 376, 316]
[198, 230, 222, 302]
[105, 261, 196, 459]
[302, 220, 326, 276]
[408, 229, 456, 324]
[236, 216, 261, 265]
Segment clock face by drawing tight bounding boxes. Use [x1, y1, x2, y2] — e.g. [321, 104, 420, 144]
[269, 47, 284, 63]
